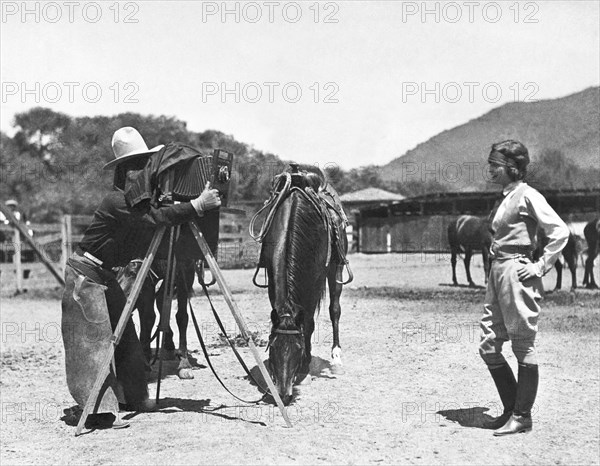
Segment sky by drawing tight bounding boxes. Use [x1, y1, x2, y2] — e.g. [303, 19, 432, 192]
[1, 0, 599, 169]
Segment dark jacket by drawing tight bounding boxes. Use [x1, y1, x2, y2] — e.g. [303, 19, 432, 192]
[78, 190, 198, 269]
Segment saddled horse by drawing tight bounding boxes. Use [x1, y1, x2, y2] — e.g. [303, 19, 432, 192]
[448, 215, 492, 287]
[116, 257, 197, 379]
[251, 164, 351, 404]
[583, 218, 600, 289]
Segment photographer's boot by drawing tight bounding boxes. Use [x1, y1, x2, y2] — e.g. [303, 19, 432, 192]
[494, 363, 538, 436]
[483, 363, 517, 429]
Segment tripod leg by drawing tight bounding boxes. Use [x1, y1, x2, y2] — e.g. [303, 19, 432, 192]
[188, 220, 293, 428]
[156, 226, 179, 403]
[75, 226, 166, 436]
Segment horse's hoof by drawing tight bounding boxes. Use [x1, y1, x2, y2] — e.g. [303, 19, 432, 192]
[178, 368, 195, 379]
[178, 357, 193, 370]
[295, 373, 312, 385]
[330, 364, 345, 375]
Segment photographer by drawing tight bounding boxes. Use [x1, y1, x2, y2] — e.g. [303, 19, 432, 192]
[61, 127, 221, 429]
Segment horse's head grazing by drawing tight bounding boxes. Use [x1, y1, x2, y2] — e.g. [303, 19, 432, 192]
[268, 309, 305, 405]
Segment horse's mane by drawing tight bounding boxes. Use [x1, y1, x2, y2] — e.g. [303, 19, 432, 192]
[277, 188, 328, 330]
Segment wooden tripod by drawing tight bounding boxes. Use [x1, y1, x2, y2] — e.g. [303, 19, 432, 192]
[75, 220, 292, 435]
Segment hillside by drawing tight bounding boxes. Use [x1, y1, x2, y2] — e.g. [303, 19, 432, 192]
[381, 87, 600, 191]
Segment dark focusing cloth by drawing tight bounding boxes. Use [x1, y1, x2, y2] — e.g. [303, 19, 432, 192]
[124, 142, 205, 207]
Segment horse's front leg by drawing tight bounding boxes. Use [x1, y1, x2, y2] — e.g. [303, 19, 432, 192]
[450, 250, 459, 286]
[482, 247, 490, 285]
[566, 255, 577, 291]
[464, 249, 475, 287]
[137, 284, 156, 364]
[554, 260, 563, 291]
[156, 283, 177, 359]
[174, 269, 194, 379]
[328, 264, 344, 375]
[585, 250, 598, 289]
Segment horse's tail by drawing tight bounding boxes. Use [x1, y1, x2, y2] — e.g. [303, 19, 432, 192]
[447, 221, 464, 256]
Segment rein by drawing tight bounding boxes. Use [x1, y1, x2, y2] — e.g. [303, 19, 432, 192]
[249, 173, 326, 243]
[250, 173, 329, 288]
[249, 172, 292, 243]
[250, 169, 354, 287]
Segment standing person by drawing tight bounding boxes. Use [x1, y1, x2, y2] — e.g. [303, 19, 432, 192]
[479, 140, 569, 436]
[2, 199, 33, 236]
[61, 127, 221, 429]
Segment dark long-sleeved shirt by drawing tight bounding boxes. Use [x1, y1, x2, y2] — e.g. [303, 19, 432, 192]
[78, 190, 199, 269]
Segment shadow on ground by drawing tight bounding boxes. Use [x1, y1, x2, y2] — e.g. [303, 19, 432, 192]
[436, 406, 496, 429]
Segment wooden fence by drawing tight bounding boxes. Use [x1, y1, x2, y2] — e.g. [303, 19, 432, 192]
[0, 210, 259, 294]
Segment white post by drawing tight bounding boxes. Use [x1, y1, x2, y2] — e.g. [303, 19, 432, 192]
[66, 215, 73, 258]
[61, 216, 67, 273]
[61, 215, 72, 272]
[13, 227, 22, 293]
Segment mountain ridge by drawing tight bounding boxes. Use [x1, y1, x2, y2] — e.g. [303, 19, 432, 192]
[380, 87, 600, 190]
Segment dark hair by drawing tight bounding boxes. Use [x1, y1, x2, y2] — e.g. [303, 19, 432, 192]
[491, 140, 530, 181]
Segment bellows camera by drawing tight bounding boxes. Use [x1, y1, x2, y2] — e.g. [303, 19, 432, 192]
[158, 147, 234, 208]
[151, 144, 235, 261]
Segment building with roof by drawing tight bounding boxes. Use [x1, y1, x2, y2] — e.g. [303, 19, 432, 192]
[357, 188, 600, 254]
[339, 187, 405, 223]
[339, 187, 405, 252]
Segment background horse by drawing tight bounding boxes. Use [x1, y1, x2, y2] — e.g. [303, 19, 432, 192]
[448, 215, 491, 287]
[535, 230, 578, 291]
[116, 257, 196, 379]
[583, 218, 600, 289]
[252, 166, 349, 405]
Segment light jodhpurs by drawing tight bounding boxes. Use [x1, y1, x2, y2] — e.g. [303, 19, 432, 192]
[479, 256, 543, 367]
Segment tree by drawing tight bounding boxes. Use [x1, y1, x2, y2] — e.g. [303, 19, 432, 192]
[391, 179, 448, 197]
[13, 107, 71, 159]
[527, 149, 600, 190]
[326, 165, 388, 195]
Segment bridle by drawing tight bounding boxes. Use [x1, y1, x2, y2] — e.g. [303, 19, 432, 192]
[267, 312, 304, 352]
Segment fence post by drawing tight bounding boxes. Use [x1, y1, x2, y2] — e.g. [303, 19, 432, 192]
[13, 227, 22, 293]
[61, 215, 72, 272]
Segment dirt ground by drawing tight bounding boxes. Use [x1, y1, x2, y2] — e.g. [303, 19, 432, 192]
[1, 254, 599, 465]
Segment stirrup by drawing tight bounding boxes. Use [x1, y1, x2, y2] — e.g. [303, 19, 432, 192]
[196, 261, 216, 287]
[252, 265, 269, 288]
[337, 261, 353, 285]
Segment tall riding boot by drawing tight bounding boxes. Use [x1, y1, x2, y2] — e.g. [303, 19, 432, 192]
[494, 363, 538, 436]
[483, 363, 517, 429]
